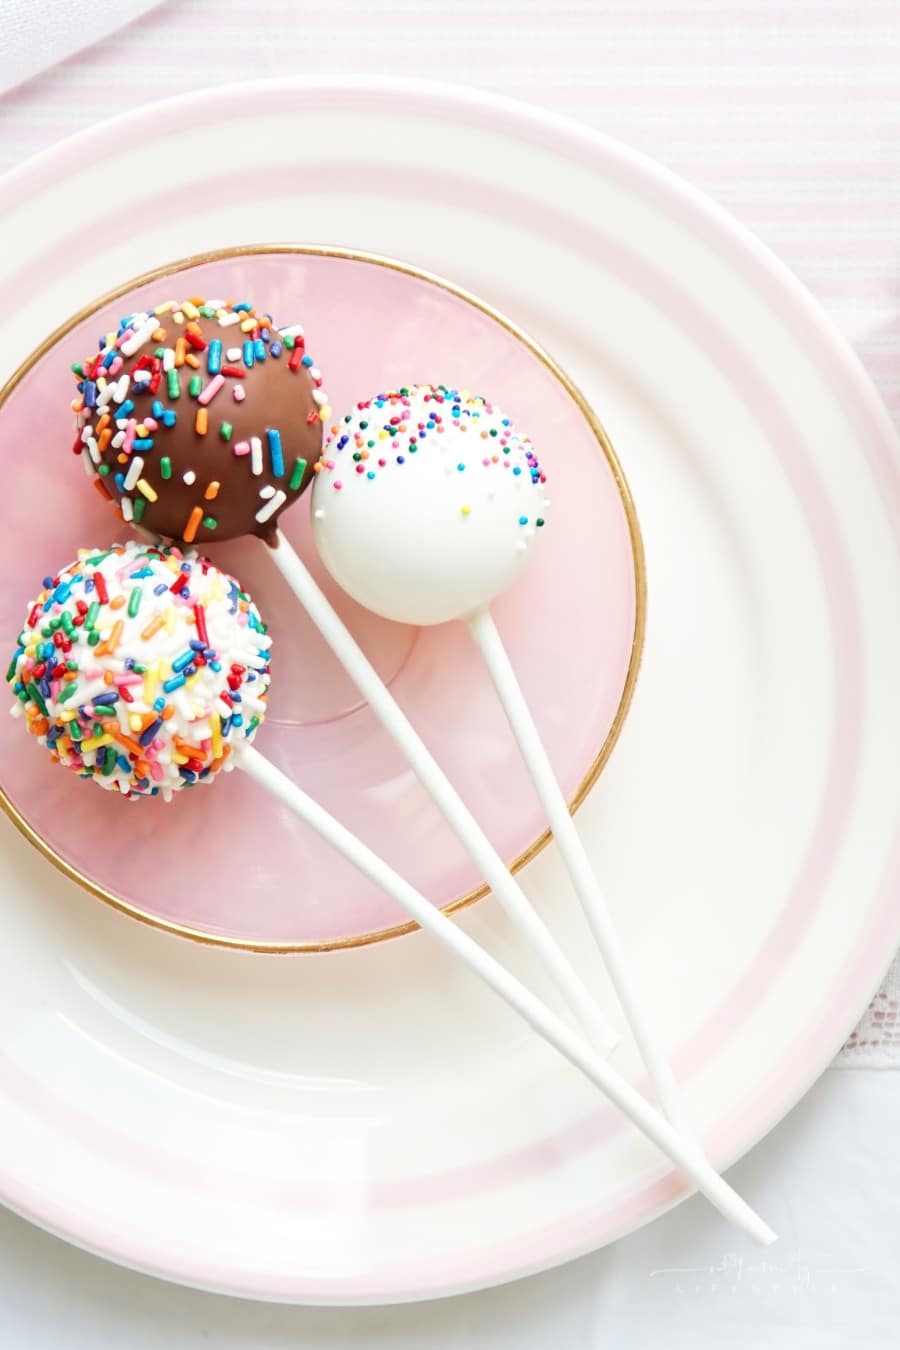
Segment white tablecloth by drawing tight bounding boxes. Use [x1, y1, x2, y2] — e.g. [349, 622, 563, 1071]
[0, 0, 898, 1342]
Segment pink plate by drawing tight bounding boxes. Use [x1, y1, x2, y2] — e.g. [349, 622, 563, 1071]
[0, 249, 641, 949]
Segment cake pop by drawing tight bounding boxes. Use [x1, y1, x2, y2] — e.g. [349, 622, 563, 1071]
[71, 298, 327, 545]
[65, 300, 617, 1056]
[8, 541, 269, 800]
[6, 546, 773, 1245]
[313, 385, 689, 1133]
[311, 386, 548, 625]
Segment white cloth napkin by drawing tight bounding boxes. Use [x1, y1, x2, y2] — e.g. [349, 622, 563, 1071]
[0, 0, 163, 97]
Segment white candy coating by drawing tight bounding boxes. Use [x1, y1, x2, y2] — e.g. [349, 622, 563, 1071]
[312, 386, 548, 625]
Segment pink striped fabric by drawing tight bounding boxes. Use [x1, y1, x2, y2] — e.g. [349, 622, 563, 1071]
[0, 0, 897, 1060]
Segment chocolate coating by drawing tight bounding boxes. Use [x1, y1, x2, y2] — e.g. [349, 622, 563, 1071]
[72, 300, 329, 545]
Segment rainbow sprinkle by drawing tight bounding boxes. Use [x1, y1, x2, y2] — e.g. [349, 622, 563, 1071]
[7, 541, 271, 801]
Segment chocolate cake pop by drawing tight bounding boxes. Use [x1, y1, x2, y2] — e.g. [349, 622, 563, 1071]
[71, 298, 329, 545]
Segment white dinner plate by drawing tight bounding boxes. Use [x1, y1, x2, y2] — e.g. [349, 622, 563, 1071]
[0, 77, 898, 1305]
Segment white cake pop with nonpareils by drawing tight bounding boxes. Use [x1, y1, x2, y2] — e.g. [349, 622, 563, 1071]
[311, 386, 548, 625]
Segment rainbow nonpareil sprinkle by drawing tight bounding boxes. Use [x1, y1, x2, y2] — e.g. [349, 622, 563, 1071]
[316, 386, 548, 526]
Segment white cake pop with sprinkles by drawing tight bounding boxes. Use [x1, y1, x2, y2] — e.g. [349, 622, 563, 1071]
[311, 386, 548, 625]
[8, 541, 271, 800]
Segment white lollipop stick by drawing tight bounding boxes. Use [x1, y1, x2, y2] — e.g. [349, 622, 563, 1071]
[238, 741, 774, 1247]
[469, 605, 690, 1131]
[267, 531, 617, 1055]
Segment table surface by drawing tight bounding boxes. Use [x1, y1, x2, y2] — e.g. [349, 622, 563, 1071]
[1, 0, 898, 1343]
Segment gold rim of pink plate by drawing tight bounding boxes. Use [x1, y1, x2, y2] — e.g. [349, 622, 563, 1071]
[0, 244, 648, 953]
